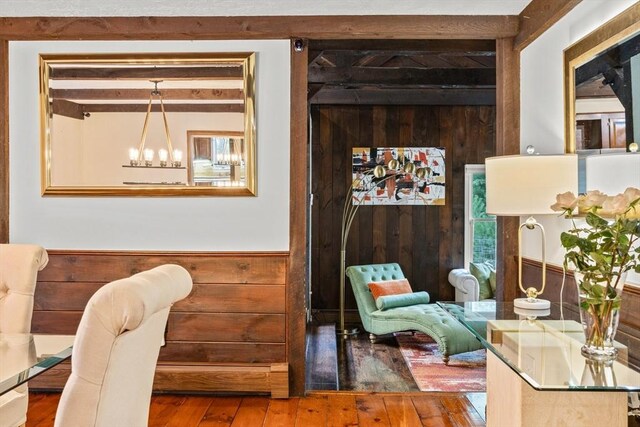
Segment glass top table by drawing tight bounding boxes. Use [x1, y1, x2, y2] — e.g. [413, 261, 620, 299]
[437, 301, 640, 392]
[0, 333, 74, 396]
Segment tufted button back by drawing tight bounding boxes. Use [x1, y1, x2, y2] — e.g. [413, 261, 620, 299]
[0, 244, 49, 334]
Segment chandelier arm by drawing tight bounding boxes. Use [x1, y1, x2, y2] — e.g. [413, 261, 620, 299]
[137, 95, 154, 162]
[158, 94, 176, 162]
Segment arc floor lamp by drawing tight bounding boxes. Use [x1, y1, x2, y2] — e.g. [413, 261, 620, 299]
[338, 155, 427, 338]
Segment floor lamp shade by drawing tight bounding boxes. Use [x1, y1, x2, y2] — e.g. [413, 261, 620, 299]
[485, 154, 578, 216]
[485, 154, 578, 311]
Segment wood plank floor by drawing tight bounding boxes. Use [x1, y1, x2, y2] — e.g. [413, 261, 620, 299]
[26, 391, 485, 426]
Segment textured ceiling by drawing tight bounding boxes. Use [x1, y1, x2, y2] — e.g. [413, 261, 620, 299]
[0, 0, 532, 17]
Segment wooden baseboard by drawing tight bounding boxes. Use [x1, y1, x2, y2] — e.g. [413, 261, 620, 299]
[29, 362, 289, 398]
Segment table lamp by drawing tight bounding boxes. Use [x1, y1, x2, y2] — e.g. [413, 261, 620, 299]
[485, 153, 578, 310]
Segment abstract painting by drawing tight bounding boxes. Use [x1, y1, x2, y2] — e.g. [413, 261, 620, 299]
[352, 147, 445, 205]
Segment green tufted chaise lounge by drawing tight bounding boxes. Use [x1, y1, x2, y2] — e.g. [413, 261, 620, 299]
[345, 262, 484, 363]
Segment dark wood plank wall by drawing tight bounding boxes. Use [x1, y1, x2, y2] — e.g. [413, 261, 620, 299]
[310, 105, 495, 318]
[522, 258, 640, 371]
[31, 250, 290, 396]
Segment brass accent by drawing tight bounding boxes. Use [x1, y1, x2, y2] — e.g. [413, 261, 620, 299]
[563, 2, 640, 153]
[39, 52, 257, 196]
[518, 216, 547, 299]
[338, 156, 428, 338]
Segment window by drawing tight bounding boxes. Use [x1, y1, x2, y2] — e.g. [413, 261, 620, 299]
[464, 165, 496, 267]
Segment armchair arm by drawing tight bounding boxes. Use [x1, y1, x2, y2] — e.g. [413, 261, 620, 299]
[448, 269, 480, 302]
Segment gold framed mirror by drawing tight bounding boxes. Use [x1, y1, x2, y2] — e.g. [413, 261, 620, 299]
[40, 52, 256, 196]
[564, 2, 640, 154]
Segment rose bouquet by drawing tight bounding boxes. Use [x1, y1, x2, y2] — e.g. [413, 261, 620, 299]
[551, 187, 640, 359]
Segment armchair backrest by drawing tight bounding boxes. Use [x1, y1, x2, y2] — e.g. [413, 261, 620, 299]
[0, 244, 49, 334]
[345, 263, 405, 330]
[54, 264, 193, 427]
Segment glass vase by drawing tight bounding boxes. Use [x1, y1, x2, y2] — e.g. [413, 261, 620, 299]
[574, 270, 626, 361]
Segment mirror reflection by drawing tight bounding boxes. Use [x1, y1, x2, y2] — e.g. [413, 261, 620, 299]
[574, 31, 639, 152]
[187, 131, 246, 186]
[40, 53, 256, 196]
[564, 6, 640, 193]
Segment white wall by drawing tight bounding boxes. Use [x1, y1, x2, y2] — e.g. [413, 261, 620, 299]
[520, 0, 638, 284]
[9, 40, 290, 251]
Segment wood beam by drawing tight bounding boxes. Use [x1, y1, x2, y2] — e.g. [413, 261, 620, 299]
[0, 40, 8, 243]
[515, 0, 583, 51]
[52, 99, 85, 120]
[308, 67, 496, 86]
[50, 88, 244, 101]
[310, 87, 495, 105]
[309, 39, 496, 54]
[73, 103, 244, 113]
[50, 66, 243, 80]
[0, 16, 519, 40]
[495, 37, 520, 303]
[288, 39, 308, 397]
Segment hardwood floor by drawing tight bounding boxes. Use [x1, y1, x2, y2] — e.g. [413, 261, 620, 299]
[306, 323, 420, 392]
[26, 324, 487, 426]
[26, 391, 485, 426]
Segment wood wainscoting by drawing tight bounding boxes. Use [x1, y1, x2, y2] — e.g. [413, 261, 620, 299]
[521, 257, 640, 370]
[29, 250, 290, 398]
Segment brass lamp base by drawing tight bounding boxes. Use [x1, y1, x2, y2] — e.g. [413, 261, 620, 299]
[336, 327, 359, 339]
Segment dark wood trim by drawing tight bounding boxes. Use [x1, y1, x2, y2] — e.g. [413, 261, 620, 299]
[0, 40, 7, 243]
[288, 39, 308, 397]
[309, 39, 497, 54]
[51, 99, 85, 120]
[50, 66, 243, 80]
[495, 37, 520, 303]
[50, 88, 244, 101]
[515, 0, 583, 51]
[0, 16, 519, 40]
[76, 103, 244, 113]
[43, 249, 288, 257]
[308, 67, 496, 86]
[310, 87, 496, 106]
[30, 363, 290, 398]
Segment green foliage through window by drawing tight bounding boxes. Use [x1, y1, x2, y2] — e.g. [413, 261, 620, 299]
[471, 173, 496, 265]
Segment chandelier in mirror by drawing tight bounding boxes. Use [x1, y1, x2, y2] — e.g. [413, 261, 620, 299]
[125, 80, 184, 169]
[39, 52, 256, 196]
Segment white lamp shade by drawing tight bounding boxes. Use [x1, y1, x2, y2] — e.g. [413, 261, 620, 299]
[585, 153, 640, 194]
[485, 154, 578, 216]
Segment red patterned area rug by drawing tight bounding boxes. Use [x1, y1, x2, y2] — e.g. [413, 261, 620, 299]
[395, 332, 486, 392]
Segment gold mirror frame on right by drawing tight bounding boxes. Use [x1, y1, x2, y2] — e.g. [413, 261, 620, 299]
[564, 2, 640, 153]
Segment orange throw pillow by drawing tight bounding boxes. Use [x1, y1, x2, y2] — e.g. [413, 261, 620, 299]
[368, 279, 412, 301]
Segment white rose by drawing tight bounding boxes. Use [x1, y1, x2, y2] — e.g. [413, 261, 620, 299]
[578, 190, 607, 214]
[550, 191, 578, 213]
[600, 195, 628, 217]
[622, 187, 640, 205]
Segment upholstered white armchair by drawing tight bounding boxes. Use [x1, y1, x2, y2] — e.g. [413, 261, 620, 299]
[0, 244, 49, 427]
[54, 264, 193, 427]
[448, 268, 481, 302]
[448, 263, 496, 302]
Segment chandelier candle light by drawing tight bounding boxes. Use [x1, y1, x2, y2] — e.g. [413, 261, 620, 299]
[125, 80, 183, 169]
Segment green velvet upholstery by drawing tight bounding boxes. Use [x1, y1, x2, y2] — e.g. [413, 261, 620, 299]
[345, 263, 484, 359]
[376, 291, 430, 310]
